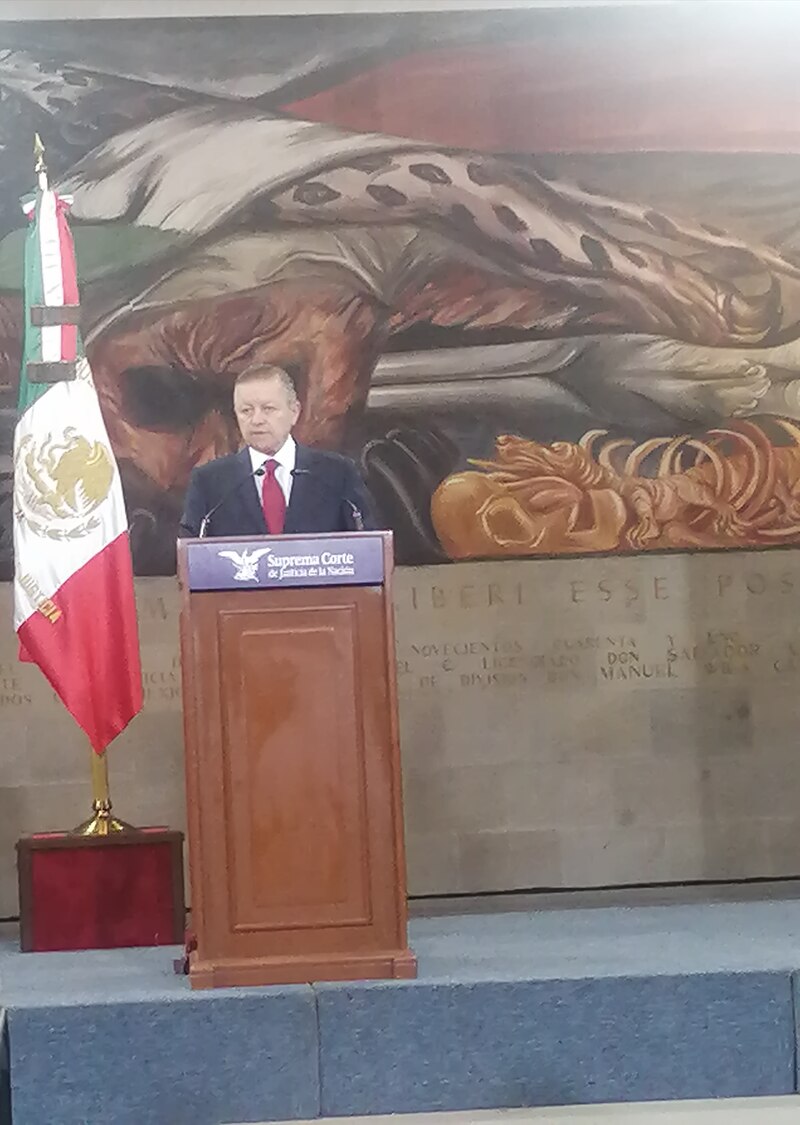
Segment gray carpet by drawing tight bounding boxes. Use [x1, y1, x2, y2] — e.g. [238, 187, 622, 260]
[2, 899, 800, 1004]
[4, 900, 800, 1125]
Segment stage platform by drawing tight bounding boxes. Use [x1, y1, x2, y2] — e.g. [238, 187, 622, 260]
[4, 898, 800, 1125]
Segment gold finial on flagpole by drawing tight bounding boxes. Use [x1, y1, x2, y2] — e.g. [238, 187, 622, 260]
[33, 133, 48, 190]
[73, 748, 136, 836]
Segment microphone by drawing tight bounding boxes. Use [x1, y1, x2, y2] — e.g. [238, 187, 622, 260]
[198, 463, 266, 538]
[346, 499, 365, 531]
[290, 467, 364, 530]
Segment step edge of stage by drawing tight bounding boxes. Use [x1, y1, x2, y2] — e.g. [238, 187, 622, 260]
[233, 1097, 800, 1125]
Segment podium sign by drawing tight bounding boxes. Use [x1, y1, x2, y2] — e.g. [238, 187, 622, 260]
[177, 531, 416, 989]
[184, 534, 384, 590]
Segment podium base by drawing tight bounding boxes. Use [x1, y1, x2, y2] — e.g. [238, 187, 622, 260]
[189, 947, 417, 989]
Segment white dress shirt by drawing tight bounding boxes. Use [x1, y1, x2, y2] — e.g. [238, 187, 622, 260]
[249, 435, 296, 508]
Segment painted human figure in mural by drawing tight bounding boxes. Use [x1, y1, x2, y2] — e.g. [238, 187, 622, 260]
[3, 9, 800, 573]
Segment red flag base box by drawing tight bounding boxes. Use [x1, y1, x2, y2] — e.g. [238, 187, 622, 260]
[16, 829, 185, 952]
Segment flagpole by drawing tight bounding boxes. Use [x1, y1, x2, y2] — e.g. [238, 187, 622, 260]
[33, 132, 47, 191]
[73, 747, 134, 837]
[26, 136, 138, 838]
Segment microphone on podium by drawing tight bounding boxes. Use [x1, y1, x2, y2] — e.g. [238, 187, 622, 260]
[198, 463, 266, 539]
[345, 499, 365, 531]
[292, 468, 364, 530]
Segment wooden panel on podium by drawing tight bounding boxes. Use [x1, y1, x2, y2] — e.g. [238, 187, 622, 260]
[177, 531, 416, 988]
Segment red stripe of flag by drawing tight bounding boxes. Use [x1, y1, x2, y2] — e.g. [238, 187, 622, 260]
[17, 533, 143, 751]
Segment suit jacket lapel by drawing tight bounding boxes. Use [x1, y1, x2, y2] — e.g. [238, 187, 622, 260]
[235, 447, 268, 534]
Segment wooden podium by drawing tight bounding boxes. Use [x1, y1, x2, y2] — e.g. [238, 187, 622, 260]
[177, 531, 416, 989]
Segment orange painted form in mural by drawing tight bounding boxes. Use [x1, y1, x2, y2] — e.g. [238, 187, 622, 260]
[432, 422, 800, 558]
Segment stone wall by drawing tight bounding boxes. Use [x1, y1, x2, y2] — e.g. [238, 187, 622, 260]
[395, 552, 800, 894]
[1, 548, 799, 914]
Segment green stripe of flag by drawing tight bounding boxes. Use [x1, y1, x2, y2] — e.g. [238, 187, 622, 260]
[18, 196, 49, 414]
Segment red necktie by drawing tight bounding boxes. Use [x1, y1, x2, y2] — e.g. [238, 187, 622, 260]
[261, 459, 286, 534]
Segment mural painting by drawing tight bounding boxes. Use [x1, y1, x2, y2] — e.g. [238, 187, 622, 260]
[2, 9, 800, 575]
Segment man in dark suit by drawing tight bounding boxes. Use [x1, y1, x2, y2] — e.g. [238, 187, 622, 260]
[179, 366, 375, 537]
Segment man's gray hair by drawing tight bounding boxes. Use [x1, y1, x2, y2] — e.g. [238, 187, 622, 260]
[234, 365, 298, 405]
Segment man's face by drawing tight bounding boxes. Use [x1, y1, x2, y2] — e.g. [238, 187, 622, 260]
[233, 374, 301, 455]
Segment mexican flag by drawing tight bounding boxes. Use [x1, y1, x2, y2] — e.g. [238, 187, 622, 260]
[13, 179, 143, 752]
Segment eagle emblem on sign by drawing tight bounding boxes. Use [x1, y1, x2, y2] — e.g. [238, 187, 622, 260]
[218, 547, 272, 582]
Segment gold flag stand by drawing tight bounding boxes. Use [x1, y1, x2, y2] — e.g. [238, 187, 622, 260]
[73, 749, 136, 837]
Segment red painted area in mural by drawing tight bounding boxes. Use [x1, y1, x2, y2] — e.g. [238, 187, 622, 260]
[284, 24, 800, 153]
